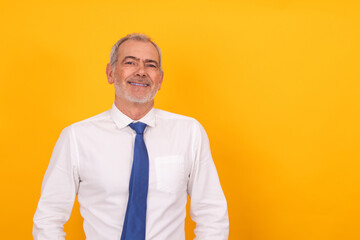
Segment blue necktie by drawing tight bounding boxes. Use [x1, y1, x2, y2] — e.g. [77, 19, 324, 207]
[121, 122, 149, 240]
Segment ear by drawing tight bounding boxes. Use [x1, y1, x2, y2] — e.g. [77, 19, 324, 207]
[106, 63, 115, 84]
[158, 71, 164, 90]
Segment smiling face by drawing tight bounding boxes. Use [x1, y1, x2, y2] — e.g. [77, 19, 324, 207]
[107, 40, 163, 105]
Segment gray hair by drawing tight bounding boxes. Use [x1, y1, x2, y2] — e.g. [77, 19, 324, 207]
[109, 33, 163, 72]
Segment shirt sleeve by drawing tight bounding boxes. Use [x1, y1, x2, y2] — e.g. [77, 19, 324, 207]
[187, 121, 229, 240]
[33, 125, 80, 240]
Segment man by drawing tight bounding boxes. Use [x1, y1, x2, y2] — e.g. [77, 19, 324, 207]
[33, 33, 229, 240]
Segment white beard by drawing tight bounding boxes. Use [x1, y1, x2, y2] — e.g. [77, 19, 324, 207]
[114, 78, 159, 104]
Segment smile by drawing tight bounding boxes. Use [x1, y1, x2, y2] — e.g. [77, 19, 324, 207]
[128, 82, 149, 87]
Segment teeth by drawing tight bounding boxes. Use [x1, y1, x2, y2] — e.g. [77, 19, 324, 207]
[130, 82, 148, 87]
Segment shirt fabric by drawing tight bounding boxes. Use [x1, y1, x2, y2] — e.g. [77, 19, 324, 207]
[33, 104, 229, 240]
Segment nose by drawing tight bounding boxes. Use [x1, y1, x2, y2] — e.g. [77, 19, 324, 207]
[135, 62, 146, 77]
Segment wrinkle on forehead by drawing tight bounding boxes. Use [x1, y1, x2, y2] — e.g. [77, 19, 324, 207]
[121, 56, 159, 67]
[117, 40, 160, 64]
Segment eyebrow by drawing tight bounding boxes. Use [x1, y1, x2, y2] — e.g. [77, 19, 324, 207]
[122, 56, 159, 66]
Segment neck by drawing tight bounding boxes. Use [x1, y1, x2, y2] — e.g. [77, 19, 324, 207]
[114, 97, 154, 120]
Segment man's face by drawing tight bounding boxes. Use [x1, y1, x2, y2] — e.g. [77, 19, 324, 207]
[107, 40, 163, 104]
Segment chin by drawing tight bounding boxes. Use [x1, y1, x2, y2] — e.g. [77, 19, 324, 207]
[129, 98, 152, 104]
[114, 85, 159, 104]
[125, 92, 158, 104]
[124, 94, 154, 104]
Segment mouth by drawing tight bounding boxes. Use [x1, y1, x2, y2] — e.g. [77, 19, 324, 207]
[128, 81, 150, 87]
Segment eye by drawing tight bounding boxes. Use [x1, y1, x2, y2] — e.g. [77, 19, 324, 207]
[125, 61, 134, 65]
[147, 64, 157, 68]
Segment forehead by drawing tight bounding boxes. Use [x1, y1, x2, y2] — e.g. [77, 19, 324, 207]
[117, 40, 159, 62]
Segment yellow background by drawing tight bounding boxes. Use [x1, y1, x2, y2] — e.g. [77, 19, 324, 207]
[1, 0, 360, 239]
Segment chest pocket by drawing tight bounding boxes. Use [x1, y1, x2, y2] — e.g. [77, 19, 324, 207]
[154, 156, 186, 193]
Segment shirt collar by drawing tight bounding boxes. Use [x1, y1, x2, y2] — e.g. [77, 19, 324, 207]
[110, 103, 156, 129]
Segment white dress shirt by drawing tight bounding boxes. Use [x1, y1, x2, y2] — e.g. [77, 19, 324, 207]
[33, 104, 229, 240]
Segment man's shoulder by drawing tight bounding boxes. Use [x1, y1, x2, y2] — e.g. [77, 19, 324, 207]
[154, 108, 209, 140]
[154, 108, 197, 122]
[67, 109, 112, 129]
[154, 108, 204, 130]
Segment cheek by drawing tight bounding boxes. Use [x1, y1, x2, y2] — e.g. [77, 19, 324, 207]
[116, 68, 134, 80]
[150, 73, 162, 84]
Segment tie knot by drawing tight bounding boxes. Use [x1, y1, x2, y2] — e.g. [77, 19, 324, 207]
[129, 122, 147, 134]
